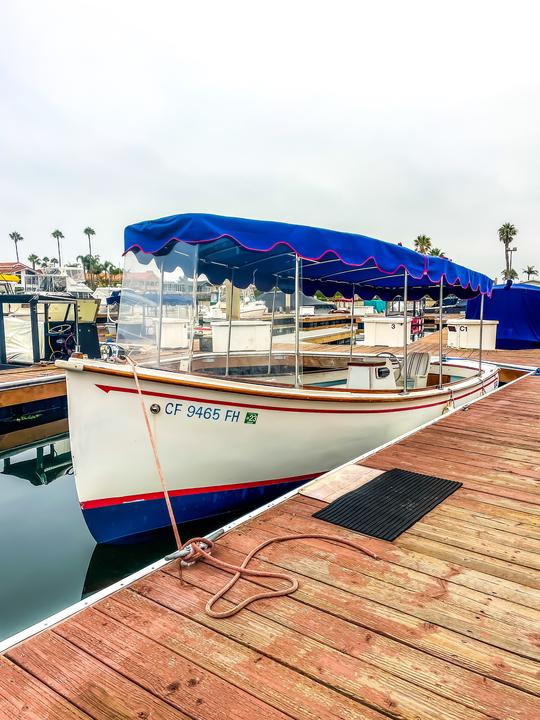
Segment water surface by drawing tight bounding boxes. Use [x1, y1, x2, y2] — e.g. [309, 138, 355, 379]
[0, 429, 237, 643]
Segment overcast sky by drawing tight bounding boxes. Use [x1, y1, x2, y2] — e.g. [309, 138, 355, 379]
[1, 0, 539, 279]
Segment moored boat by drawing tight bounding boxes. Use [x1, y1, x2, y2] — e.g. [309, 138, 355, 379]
[58, 213, 497, 543]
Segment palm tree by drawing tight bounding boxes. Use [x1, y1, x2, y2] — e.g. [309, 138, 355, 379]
[107, 264, 122, 284]
[51, 230, 65, 267]
[28, 253, 39, 269]
[41, 256, 50, 268]
[84, 227, 96, 257]
[77, 253, 103, 288]
[50, 257, 59, 266]
[414, 235, 432, 254]
[77, 254, 91, 283]
[101, 260, 112, 284]
[9, 231, 23, 263]
[498, 223, 517, 274]
[429, 247, 444, 257]
[501, 268, 518, 281]
[523, 265, 539, 281]
[90, 255, 104, 283]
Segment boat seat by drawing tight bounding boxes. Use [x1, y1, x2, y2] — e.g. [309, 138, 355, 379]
[399, 351, 431, 389]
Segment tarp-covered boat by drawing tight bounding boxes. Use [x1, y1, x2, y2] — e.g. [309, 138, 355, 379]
[467, 282, 540, 350]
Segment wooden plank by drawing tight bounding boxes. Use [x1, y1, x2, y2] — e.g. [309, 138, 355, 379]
[447, 487, 540, 516]
[363, 454, 540, 505]
[411, 512, 540, 553]
[395, 534, 540, 589]
[424, 502, 540, 540]
[0, 379, 66, 407]
[0, 656, 90, 720]
[172, 548, 539, 720]
[6, 632, 191, 720]
[266, 496, 540, 610]
[403, 438, 540, 479]
[362, 448, 540, 495]
[0, 419, 68, 452]
[53, 607, 291, 720]
[133, 571, 494, 720]
[301, 465, 383, 502]
[193, 535, 540, 694]
[220, 519, 540, 658]
[101, 590, 387, 720]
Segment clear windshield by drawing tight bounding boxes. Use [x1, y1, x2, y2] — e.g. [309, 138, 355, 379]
[116, 243, 199, 369]
[115, 250, 386, 385]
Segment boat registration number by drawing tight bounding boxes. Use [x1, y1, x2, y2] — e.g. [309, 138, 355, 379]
[164, 402, 258, 425]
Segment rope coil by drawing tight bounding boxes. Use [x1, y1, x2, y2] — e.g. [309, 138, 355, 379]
[178, 534, 378, 619]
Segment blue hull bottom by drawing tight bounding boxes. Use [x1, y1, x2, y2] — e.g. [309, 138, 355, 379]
[83, 479, 310, 544]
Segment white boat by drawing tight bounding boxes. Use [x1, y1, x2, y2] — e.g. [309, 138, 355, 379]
[201, 295, 267, 321]
[239, 298, 268, 318]
[25, 265, 93, 298]
[58, 213, 497, 543]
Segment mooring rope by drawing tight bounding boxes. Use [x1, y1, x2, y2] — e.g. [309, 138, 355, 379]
[178, 534, 379, 618]
[126, 356, 379, 616]
[126, 357, 183, 555]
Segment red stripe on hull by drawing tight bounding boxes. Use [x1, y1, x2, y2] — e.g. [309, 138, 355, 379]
[81, 472, 320, 510]
[95, 376, 498, 415]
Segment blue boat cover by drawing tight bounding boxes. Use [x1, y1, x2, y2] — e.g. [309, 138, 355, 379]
[467, 282, 540, 349]
[124, 213, 492, 301]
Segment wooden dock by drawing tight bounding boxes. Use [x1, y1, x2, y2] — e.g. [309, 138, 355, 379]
[294, 327, 540, 377]
[2, 371, 539, 719]
[0, 365, 65, 401]
[0, 365, 67, 434]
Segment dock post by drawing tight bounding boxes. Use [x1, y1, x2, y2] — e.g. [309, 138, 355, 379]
[401, 271, 409, 393]
[156, 263, 164, 368]
[438, 277, 444, 388]
[225, 271, 235, 377]
[30, 299, 40, 363]
[294, 254, 301, 388]
[0, 300, 6, 365]
[267, 284, 277, 375]
[74, 300, 80, 353]
[189, 267, 198, 372]
[349, 284, 356, 362]
[478, 293, 484, 377]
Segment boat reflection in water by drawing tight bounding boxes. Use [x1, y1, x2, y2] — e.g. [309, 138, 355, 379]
[1, 434, 72, 486]
[0, 429, 94, 642]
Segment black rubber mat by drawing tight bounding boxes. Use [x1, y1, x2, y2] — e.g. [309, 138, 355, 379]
[312, 468, 462, 541]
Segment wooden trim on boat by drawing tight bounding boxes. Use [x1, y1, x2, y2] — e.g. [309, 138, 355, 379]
[70, 360, 499, 405]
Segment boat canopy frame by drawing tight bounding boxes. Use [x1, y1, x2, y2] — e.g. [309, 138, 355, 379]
[120, 213, 493, 390]
[125, 213, 492, 302]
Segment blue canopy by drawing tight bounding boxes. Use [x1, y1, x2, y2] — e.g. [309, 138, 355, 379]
[124, 213, 492, 301]
[467, 282, 540, 349]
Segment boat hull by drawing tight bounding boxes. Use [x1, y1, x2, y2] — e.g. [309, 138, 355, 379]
[64, 361, 499, 543]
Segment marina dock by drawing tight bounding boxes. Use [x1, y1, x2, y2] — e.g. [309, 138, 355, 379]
[0, 365, 67, 435]
[2, 370, 539, 719]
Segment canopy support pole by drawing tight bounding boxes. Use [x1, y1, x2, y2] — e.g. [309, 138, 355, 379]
[267, 284, 277, 375]
[478, 294, 484, 379]
[294, 254, 301, 388]
[189, 271, 198, 372]
[225, 272, 235, 377]
[157, 264, 164, 368]
[349, 285, 356, 362]
[401, 270, 409, 394]
[438, 277, 444, 389]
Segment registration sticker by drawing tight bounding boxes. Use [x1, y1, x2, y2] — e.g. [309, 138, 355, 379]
[244, 412, 259, 425]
